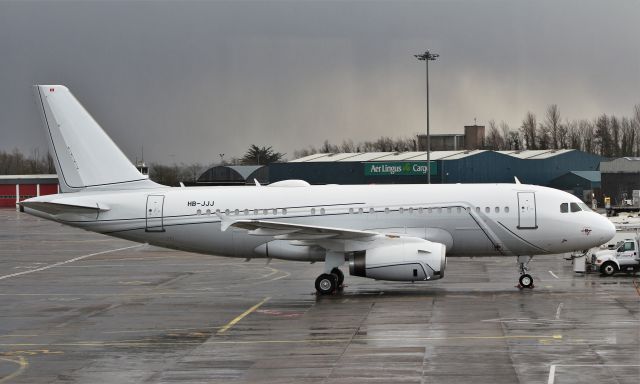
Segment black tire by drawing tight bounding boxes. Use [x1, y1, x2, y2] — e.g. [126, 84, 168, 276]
[315, 273, 338, 295]
[600, 261, 617, 276]
[519, 274, 534, 288]
[331, 268, 344, 286]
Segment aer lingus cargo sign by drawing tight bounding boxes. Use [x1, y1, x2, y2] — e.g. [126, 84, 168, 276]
[364, 161, 437, 176]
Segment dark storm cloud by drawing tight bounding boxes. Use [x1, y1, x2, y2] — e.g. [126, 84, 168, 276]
[1, 0, 639, 164]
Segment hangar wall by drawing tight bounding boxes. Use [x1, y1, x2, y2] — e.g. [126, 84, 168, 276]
[269, 149, 602, 189]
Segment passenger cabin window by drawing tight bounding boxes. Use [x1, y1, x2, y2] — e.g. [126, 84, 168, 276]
[505, 207, 509, 213]
[495, 207, 500, 213]
[570, 202, 581, 212]
[560, 203, 568, 213]
[485, 207, 490, 213]
[311, 208, 316, 215]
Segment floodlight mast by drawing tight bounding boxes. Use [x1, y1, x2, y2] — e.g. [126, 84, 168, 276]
[414, 51, 439, 184]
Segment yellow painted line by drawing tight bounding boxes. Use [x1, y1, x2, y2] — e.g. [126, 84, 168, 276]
[0, 356, 28, 384]
[0, 334, 562, 348]
[216, 296, 271, 334]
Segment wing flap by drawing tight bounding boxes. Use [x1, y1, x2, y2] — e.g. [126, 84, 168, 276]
[223, 219, 379, 240]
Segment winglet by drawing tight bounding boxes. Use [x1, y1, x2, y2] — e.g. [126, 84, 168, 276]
[514, 176, 521, 184]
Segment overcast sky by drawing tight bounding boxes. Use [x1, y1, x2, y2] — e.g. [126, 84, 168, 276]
[1, 0, 639, 164]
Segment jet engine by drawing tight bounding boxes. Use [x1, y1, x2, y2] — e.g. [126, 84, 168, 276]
[348, 237, 446, 281]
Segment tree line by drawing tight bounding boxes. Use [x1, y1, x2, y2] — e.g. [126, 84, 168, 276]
[294, 104, 640, 158]
[3, 104, 639, 183]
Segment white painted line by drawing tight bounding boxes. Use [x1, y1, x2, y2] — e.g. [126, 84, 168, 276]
[547, 364, 555, 384]
[548, 364, 640, 384]
[555, 303, 563, 320]
[548, 270, 559, 279]
[0, 244, 143, 281]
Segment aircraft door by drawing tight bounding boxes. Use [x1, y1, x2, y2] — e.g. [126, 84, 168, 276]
[517, 192, 537, 229]
[146, 195, 165, 232]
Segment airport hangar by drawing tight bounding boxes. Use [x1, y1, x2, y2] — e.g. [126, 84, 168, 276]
[243, 149, 602, 200]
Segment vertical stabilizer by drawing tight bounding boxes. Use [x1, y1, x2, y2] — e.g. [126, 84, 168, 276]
[34, 85, 160, 192]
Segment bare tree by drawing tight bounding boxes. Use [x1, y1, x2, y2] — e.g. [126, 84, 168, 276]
[536, 122, 552, 150]
[485, 120, 504, 150]
[520, 112, 537, 150]
[544, 104, 561, 149]
[499, 121, 511, 150]
[579, 119, 595, 154]
[594, 114, 613, 157]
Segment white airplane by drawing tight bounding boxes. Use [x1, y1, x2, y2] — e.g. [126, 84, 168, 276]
[22, 85, 616, 295]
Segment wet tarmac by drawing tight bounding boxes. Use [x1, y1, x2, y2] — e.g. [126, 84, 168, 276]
[0, 209, 638, 383]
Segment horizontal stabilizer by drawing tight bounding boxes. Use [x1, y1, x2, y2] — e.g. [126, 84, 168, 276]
[21, 199, 110, 216]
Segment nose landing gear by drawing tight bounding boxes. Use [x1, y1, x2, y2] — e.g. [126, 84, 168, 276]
[517, 255, 534, 289]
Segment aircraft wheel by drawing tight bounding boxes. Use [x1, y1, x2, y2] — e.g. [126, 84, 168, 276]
[315, 273, 338, 295]
[519, 274, 534, 288]
[331, 268, 344, 286]
[600, 262, 617, 276]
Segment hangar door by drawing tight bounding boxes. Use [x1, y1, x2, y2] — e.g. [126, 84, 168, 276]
[517, 192, 537, 229]
[146, 195, 165, 232]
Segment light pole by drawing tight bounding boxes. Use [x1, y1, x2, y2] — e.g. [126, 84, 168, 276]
[414, 50, 439, 184]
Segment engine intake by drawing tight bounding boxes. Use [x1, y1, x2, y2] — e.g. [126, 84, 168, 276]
[348, 238, 446, 281]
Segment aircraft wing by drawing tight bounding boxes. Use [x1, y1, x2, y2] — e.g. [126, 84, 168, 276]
[222, 219, 381, 241]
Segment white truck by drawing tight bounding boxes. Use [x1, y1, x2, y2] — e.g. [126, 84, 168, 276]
[592, 237, 640, 276]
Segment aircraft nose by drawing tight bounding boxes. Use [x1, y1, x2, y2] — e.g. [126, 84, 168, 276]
[599, 215, 616, 242]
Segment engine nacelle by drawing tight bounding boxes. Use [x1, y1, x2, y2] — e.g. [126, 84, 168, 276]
[348, 238, 446, 281]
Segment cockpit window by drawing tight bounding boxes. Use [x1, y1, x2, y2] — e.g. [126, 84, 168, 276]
[623, 242, 635, 251]
[570, 202, 581, 212]
[560, 203, 568, 213]
[578, 202, 591, 212]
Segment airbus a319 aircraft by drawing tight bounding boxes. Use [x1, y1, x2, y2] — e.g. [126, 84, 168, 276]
[22, 85, 616, 295]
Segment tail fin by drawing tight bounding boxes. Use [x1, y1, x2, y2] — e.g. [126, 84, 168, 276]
[34, 85, 161, 192]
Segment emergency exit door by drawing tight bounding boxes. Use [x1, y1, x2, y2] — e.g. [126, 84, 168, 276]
[517, 192, 537, 229]
[146, 195, 165, 232]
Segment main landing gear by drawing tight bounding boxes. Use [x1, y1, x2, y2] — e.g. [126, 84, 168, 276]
[517, 255, 534, 289]
[315, 252, 345, 295]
